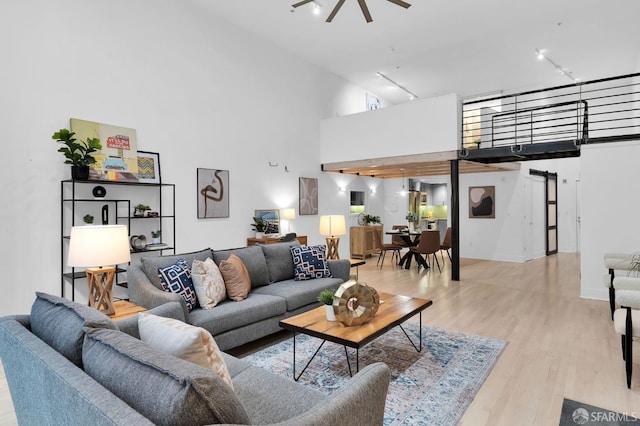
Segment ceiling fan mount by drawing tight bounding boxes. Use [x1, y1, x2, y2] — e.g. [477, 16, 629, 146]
[292, 0, 411, 23]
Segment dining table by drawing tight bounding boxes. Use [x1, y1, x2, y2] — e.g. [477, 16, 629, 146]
[385, 229, 430, 270]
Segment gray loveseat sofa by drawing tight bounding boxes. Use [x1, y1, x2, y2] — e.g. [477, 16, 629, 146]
[128, 241, 351, 351]
[0, 292, 390, 425]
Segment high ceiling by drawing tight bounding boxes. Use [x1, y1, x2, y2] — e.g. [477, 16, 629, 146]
[197, 0, 640, 105]
[195, 0, 640, 177]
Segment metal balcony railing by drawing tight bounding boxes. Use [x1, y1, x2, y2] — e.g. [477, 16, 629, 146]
[461, 73, 640, 159]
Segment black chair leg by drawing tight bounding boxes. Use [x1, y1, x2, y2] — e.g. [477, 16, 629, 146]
[625, 307, 633, 389]
[447, 250, 451, 261]
[622, 335, 626, 361]
[610, 287, 616, 320]
[433, 253, 441, 272]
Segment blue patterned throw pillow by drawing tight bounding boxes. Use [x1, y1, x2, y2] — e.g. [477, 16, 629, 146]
[158, 259, 198, 311]
[290, 245, 331, 281]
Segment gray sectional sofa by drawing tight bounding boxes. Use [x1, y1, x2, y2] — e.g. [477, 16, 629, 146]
[0, 292, 391, 425]
[127, 241, 351, 351]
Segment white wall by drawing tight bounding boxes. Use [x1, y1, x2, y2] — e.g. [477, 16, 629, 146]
[0, 0, 378, 315]
[580, 141, 640, 300]
[319, 93, 460, 164]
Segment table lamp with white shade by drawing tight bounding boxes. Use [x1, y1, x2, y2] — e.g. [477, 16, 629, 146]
[67, 225, 131, 316]
[281, 208, 296, 233]
[319, 215, 346, 260]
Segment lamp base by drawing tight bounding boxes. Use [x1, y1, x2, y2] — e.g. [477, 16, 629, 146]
[85, 266, 116, 316]
[325, 237, 340, 260]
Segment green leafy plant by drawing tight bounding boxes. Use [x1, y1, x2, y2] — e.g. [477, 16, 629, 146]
[82, 214, 94, 224]
[405, 212, 417, 222]
[317, 289, 335, 305]
[151, 230, 161, 238]
[251, 217, 267, 232]
[52, 128, 102, 167]
[363, 214, 381, 225]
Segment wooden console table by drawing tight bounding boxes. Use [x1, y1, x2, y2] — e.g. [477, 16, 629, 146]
[247, 235, 307, 246]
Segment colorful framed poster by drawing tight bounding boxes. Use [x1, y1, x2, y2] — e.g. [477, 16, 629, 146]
[71, 118, 139, 182]
[469, 186, 495, 218]
[197, 168, 229, 218]
[136, 151, 161, 184]
[299, 177, 318, 215]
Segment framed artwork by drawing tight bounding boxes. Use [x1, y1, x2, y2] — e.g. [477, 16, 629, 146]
[254, 209, 280, 235]
[299, 177, 318, 215]
[197, 168, 229, 218]
[71, 118, 139, 182]
[469, 186, 495, 218]
[136, 151, 161, 184]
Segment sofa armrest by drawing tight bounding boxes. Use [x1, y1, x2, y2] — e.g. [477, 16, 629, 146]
[327, 259, 350, 283]
[127, 264, 189, 321]
[613, 276, 640, 291]
[261, 362, 390, 426]
[616, 289, 640, 309]
[114, 302, 186, 338]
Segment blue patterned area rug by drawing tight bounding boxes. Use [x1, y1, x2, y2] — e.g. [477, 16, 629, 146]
[243, 322, 506, 425]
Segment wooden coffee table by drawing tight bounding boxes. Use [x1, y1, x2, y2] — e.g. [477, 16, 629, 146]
[279, 292, 432, 380]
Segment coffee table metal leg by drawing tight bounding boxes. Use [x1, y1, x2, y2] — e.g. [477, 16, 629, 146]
[398, 311, 423, 352]
[343, 346, 359, 377]
[293, 337, 327, 381]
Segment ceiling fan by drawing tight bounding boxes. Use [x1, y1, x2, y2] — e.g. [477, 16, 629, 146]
[292, 0, 411, 23]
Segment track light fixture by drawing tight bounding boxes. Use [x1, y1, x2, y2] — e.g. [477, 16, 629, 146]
[376, 72, 418, 100]
[535, 49, 578, 83]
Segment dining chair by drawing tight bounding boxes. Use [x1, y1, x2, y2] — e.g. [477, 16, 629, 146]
[614, 288, 640, 388]
[409, 230, 441, 272]
[440, 227, 452, 263]
[372, 229, 403, 268]
[391, 225, 409, 248]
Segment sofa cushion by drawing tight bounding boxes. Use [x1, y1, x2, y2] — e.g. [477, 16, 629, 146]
[191, 258, 226, 309]
[219, 254, 251, 301]
[290, 245, 331, 280]
[141, 248, 213, 290]
[254, 277, 344, 311]
[261, 241, 299, 283]
[212, 246, 270, 288]
[138, 313, 233, 388]
[83, 327, 250, 426]
[30, 292, 116, 368]
[189, 294, 286, 336]
[158, 259, 198, 311]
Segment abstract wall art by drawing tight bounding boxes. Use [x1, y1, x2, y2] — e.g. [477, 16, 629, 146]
[197, 168, 229, 218]
[469, 186, 495, 218]
[299, 177, 318, 215]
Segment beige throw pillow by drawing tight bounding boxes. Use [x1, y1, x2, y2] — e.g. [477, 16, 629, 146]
[138, 313, 233, 388]
[219, 254, 251, 301]
[192, 258, 226, 309]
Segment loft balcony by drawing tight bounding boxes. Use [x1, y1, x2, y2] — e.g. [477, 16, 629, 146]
[460, 73, 640, 163]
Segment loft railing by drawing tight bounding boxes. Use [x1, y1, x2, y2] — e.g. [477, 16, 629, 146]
[461, 73, 640, 151]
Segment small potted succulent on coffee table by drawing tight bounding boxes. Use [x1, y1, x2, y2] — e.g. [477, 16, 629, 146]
[317, 289, 336, 321]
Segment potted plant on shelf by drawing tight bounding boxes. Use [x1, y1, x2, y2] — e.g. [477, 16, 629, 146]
[82, 214, 94, 225]
[251, 217, 267, 238]
[52, 128, 102, 180]
[317, 289, 337, 321]
[133, 204, 151, 217]
[150, 230, 161, 244]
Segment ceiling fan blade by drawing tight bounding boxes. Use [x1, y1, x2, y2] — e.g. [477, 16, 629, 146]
[292, 0, 314, 8]
[357, 0, 373, 22]
[386, 0, 411, 8]
[326, 0, 346, 22]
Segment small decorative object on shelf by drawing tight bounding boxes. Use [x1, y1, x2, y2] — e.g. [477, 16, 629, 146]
[133, 204, 151, 217]
[150, 230, 161, 244]
[317, 288, 337, 321]
[363, 214, 382, 226]
[147, 211, 159, 218]
[83, 214, 94, 224]
[130, 235, 147, 251]
[333, 280, 380, 327]
[92, 185, 106, 198]
[52, 128, 102, 181]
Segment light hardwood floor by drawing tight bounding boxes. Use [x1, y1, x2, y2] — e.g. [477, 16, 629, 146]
[1, 252, 639, 425]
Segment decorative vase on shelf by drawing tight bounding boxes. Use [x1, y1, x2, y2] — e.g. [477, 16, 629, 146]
[71, 165, 90, 181]
[151, 237, 160, 245]
[325, 305, 337, 321]
[255, 232, 264, 239]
